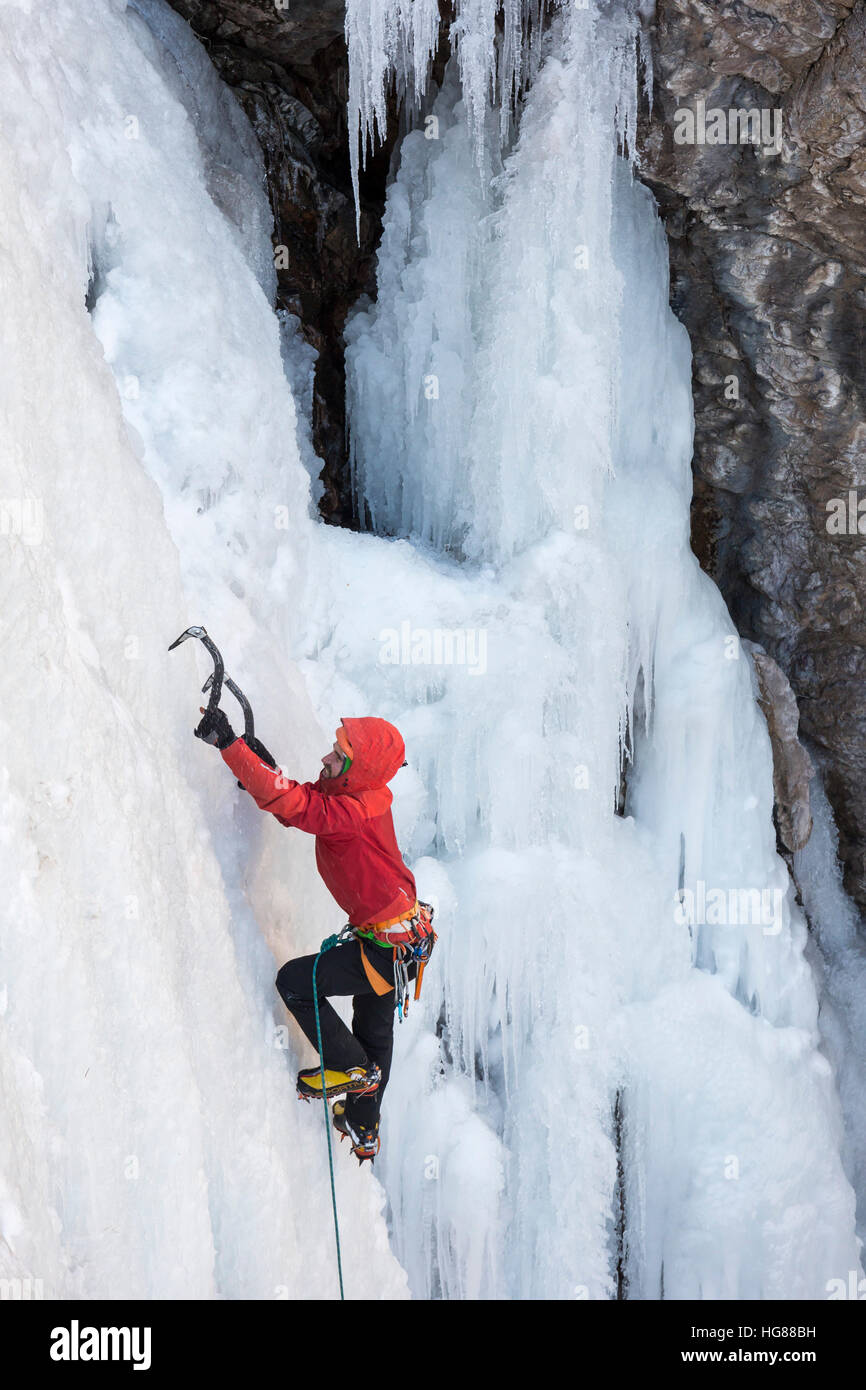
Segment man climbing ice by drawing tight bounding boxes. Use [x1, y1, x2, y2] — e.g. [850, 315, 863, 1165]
[194, 707, 435, 1163]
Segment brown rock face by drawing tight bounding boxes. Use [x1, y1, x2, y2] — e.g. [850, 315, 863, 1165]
[167, 0, 346, 59]
[637, 0, 866, 917]
[165, 0, 398, 524]
[746, 643, 815, 852]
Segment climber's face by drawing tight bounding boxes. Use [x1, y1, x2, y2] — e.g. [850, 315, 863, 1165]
[320, 739, 345, 779]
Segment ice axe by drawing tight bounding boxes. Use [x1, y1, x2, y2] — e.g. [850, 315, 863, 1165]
[201, 670, 277, 769]
[168, 625, 278, 773]
[168, 625, 224, 711]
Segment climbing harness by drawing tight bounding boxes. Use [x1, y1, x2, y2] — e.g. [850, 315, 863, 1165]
[352, 902, 437, 1021]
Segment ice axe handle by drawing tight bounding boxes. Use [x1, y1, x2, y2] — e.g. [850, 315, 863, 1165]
[201, 672, 277, 777]
[245, 735, 278, 770]
[232, 737, 278, 791]
[203, 671, 254, 744]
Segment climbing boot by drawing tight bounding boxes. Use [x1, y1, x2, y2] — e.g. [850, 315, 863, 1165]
[296, 1061, 381, 1102]
[332, 1100, 380, 1163]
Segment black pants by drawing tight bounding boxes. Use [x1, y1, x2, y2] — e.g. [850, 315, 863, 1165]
[276, 938, 414, 1129]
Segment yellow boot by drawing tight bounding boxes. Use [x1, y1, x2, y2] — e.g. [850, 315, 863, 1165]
[296, 1062, 381, 1101]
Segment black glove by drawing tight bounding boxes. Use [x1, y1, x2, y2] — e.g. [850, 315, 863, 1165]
[194, 706, 236, 749]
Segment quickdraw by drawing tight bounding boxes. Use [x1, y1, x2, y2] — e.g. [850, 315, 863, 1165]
[349, 902, 437, 1020]
[393, 902, 437, 1021]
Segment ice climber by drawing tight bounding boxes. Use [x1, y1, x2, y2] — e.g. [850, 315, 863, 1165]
[194, 707, 435, 1162]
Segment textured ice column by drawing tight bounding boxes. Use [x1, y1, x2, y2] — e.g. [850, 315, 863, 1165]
[345, 65, 496, 548]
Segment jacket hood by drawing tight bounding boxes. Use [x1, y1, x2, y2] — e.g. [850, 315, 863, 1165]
[318, 717, 406, 796]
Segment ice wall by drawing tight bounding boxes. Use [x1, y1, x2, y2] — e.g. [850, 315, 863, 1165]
[0, 0, 860, 1304]
[343, 1, 862, 1297]
[796, 773, 866, 1248]
[0, 0, 407, 1300]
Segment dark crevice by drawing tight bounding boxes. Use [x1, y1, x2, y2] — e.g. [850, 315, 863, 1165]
[84, 266, 99, 315]
[166, 2, 405, 528]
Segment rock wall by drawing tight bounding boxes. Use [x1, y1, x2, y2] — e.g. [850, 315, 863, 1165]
[637, 0, 866, 916]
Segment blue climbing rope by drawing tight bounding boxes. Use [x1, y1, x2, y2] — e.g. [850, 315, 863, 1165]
[312, 929, 348, 1301]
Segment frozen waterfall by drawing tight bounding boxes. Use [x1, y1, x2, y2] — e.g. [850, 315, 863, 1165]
[0, 0, 860, 1303]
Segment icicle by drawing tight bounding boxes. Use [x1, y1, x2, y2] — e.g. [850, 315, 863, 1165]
[345, 0, 549, 236]
[344, 0, 441, 235]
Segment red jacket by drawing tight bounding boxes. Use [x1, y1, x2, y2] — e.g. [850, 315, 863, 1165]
[222, 716, 417, 928]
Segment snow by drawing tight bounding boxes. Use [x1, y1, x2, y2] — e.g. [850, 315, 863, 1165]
[0, 0, 860, 1303]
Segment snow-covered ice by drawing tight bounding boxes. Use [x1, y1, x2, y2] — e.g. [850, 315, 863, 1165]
[0, 0, 860, 1301]
[0, 0, 407, 1300]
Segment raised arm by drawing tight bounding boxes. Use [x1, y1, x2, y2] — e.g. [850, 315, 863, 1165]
[221, 738, 372, 835]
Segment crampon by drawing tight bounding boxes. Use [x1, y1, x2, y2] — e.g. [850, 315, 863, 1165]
[332, 1101, 380, 1164]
